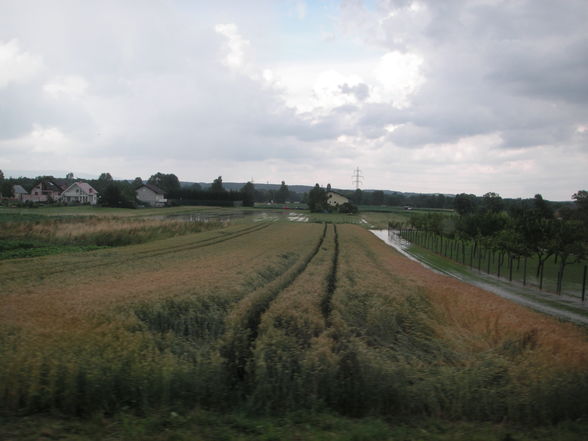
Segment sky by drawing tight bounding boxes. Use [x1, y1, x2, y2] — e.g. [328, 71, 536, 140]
[0, 0, 587, 200]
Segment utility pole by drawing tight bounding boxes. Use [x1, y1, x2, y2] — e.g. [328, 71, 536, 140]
[352, 167, 363, 189]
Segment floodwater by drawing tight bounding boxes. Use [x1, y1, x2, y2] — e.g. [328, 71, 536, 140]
[158, 210, 309, 224]
[371, 229, 588, 326]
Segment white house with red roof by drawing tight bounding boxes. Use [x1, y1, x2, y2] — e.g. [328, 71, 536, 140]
[60, 182, 99, 205]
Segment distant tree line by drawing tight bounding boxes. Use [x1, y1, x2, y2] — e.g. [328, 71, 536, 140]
[0, 168, 579, 215]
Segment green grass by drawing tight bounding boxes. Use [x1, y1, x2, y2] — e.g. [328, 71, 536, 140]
[2, 410, 587, 441]
[0, 238, 106, 259]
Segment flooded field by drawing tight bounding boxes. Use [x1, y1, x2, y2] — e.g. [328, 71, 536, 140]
[161, 209, 310, 223]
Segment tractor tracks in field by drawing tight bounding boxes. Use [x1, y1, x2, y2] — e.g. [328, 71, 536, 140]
[322, 224, 339, 323]
[0, 223, 271, 283]
[221, 223, 341, 384]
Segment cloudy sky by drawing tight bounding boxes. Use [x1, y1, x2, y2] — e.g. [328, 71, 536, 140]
[1, 0, 586, 200]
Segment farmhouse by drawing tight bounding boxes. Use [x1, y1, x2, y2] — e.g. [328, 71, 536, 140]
[61, 182, 99, 205]
[326, 191, 349, 208]
[27, 179, 67, 203]
[136, 183, 167, 207]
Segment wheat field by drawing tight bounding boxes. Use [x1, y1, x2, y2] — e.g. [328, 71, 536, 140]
[1, 221, 587, 424]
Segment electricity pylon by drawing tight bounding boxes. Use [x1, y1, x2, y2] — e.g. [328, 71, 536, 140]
[352, 167, 363, 190]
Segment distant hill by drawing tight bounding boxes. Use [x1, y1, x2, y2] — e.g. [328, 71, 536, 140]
[179, 181, 453, 197]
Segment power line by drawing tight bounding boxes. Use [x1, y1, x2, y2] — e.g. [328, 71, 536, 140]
[352, 167, 363, 190]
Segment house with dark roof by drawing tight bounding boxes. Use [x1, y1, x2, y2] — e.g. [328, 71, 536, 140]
[61, 182, 99, 205]
[28, 179, 65, 202]
[136, 183, 167, 207]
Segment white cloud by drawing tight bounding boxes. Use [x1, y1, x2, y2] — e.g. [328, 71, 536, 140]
[371, 51, 424, 108]
[43, 75, 89, 100]
[29, 125, 72, 153]
[214, 23, 250, 69]
[0, 39, 43, 88]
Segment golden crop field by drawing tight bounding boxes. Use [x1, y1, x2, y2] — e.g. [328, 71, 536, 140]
[1, 220, 588, 426]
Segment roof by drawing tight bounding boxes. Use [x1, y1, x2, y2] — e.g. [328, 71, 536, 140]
[138, 183, 165, 195]
[326, 191, 349, 199]
[35, 180, 63, 192]
[63, 182, 98, 195]
[12, 185, 28, 194]
[52, 179, 72, 191]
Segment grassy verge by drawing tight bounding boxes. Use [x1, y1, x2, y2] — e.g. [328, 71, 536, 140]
[0, 214, 225, 259]
[0, 238, 105, 259]
[2, 410, 588, 441]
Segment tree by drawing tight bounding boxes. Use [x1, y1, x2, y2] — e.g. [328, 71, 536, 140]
[352, 188, 363, 205]
[132, 177, 143, 187]
[533, 194, 553, 219]
[98, 172, 113, 182]
[552, 219, 587, 294]
[276, 181, 289, 203]
[308, 184, 327, 212]
[1, 181, 13, 199]
[210, 176, 225, 193]
[66, 172, 74, 180]
[240, 182, 255, 207]
[148, 173, 181, 196]
[372, 190, 385, 206]
[453, 193, 477, 216]
[482, 192, 503, 214]
[572, 190, 588, 224]
[0, 170, 5, 198]
[100, 182, 135, 208]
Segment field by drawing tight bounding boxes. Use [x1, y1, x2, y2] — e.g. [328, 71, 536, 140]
[1, 207, 588, 439]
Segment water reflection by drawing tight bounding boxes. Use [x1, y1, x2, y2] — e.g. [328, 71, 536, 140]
[155, 210, 309, 224]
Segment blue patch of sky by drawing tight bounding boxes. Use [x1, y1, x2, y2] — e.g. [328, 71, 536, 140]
[267, 0, 383, 63]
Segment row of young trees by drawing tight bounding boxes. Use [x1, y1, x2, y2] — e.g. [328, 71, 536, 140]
[405, 191, 588, 294]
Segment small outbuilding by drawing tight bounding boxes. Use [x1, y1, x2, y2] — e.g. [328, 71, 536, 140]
[136, 183, 167, 207]
[12, 185, 29, 201]
[326, 191, 349, 208]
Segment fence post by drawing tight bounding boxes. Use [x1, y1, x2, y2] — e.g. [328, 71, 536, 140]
[497, 253, 502, 278]
[486, 248, 491, 274]
[582, 265, 587, 302]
